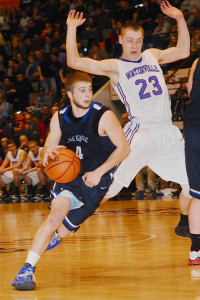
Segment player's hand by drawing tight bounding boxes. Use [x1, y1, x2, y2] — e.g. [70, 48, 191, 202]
[43, 145, 66, 167]
[0, 169, 4, 175]
[66, 10, 86, 28]
[82, 171, 102, 188]
[160, 1, 183, 20]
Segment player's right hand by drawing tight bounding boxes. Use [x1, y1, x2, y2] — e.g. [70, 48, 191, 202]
[43, 145, 66, 167]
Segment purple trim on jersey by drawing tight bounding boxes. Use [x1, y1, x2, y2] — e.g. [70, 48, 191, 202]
[120, 57, 142, 63]
[113, 123, 140, 174]
[116, 83, 135, 120]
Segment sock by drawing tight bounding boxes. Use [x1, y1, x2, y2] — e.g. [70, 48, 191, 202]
[179, 213, 188, 226]
[2, 186, 8, 196]
[191, 234, 200, 251]
[25, 251, 40, 267]
[14, 186, 20, 196]
[41, 185, 48, 193]
[27, 184, 34, 194]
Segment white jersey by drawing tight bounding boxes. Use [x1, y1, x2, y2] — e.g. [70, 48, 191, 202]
[112, 50, 172, 125]
[28, 147, 42, 164]
[7, 149, 25, 167]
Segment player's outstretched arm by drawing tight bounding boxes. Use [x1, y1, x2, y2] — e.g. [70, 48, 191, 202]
[149, 1, 190, 64]
[66, 10, 118, 78]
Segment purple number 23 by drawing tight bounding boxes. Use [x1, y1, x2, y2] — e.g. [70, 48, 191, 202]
[135, 76, 162, 100]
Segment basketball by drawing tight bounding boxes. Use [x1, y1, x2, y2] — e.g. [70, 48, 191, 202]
[45, 148, 81, 183]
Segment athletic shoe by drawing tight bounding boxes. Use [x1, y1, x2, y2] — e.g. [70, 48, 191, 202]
[189, 250, 200, 265]
[40, 193, 51, 202]
[46, 232, 62, 251]
[131, 190, 145, 197]
[11, 265, 35, 290]
[174, 222, 190, 238]
[0, 194, 10, 204]
[11, 195, 20, 203]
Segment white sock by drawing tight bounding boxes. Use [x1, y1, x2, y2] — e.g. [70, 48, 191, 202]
[25, 251, 40, 267]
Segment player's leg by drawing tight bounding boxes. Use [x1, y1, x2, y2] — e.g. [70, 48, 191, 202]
[184, 124, 200, 264]
[11, 195, 71, 290]
[148, 124, 191, 238]
[36, 167, 50, 201]
[0, 171, 13, 203]
[12, 169, 22, 203]
[22, 172, 37, 202]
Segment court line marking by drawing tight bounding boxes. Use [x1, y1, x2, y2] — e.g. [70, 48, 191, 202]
[0, 232, 157, 259]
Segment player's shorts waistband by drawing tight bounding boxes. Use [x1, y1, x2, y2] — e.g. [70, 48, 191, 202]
[129, 120, 172, 129]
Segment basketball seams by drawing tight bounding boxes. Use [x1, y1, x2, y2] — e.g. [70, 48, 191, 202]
[45, 149, 81, 183]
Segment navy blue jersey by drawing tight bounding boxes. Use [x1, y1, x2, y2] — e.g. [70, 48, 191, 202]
[58, 102, 116, 176]
[184, 58, 200, 125]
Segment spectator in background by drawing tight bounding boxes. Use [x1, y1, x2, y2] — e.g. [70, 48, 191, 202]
[36, 50, 57, 106]
[25, 54, 40, 92]
[0, 93, 10, 121]
[186, 7, 200, 29]
[19, 134, 29, 153]
[6, 59, 17, 80]
[20, 113, 40, 142]
[41, 104, 52, 128]
[113, 0, 135, 25]
[11, 73, 33, 111]
[134, 0, 157, 34]
[19, 10, 30, 30]
[0, 44, 8, 81]
[31, 112, 47, 146]
[16, 53, 28, 76]
[8, 7, 19, 35]
[0, 137, 8, 165]
[24, 19, 41, 40]
[88, 41, 109, 60]
[44, 35, 52, 54]
[191, 29, 200, 56]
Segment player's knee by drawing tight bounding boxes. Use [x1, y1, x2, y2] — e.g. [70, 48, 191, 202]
[181, 184, 192, 199]
[57, 226, 71, 238]
[48, 210, 65, 229]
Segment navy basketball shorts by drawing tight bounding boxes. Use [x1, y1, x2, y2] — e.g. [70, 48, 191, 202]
[52, 172, 113, 231]
[184, 124, 200, 199]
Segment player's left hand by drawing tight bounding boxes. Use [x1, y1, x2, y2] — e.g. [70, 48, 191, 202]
[82, 171, 102, 188]
[160, 1, 183, 20]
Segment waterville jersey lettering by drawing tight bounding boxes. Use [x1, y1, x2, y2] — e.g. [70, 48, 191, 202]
[125, 64, 160, 80]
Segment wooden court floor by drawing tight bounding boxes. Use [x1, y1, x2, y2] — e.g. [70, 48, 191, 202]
[0, 197, 200, 300]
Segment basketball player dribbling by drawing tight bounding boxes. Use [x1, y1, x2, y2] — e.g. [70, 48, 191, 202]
[63, 0, 192, 238]
[11, 72, 130, 290]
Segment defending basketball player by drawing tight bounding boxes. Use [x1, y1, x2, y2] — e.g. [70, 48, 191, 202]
[11, 72, 130, 290]
[63, 0, 192, 239]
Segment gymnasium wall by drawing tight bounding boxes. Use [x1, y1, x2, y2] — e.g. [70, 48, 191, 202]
[0, 1, 20, 9]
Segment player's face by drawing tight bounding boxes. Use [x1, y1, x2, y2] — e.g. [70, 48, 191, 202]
[28, 143, 39, 154]
[71, 81, 93, 109]
[8, 143, 17, 154]
[120, 29, 143, 61]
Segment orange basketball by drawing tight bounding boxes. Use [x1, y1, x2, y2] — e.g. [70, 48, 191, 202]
[45, 148, 81, 183]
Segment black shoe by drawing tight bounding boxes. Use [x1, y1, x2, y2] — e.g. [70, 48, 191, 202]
[174, 222, 190, 238]
[0, 194, 10, 204]
[11, 195, 20, 203]
[40, 193, 51, 202]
